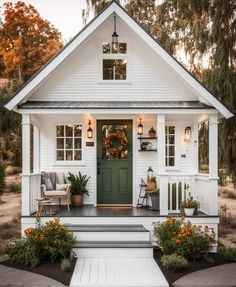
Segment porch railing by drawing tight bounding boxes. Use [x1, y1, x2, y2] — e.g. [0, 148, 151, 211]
[195, 174, 212, 215]
[168, 175, 193, 213]
[29, 174, 41, 214]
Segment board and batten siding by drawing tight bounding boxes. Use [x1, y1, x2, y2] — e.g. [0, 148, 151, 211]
[37, 114, 194, 205]
[27, 16, 200, 103]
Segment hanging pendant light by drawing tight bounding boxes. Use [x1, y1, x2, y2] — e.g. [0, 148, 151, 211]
[112, 13, 119, 53]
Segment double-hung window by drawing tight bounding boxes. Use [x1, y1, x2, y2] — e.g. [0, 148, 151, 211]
[165, 126, 175, 167]
[102, 42, 127, 80]
[56, 125, 82, 161]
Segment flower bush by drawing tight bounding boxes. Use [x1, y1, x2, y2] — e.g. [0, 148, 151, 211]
[6, 217, 76, 267]
[153, 217, 215, 261]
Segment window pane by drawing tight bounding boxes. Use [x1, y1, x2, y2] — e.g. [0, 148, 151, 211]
[66, 125, 73, 137]
[169, 157, 175, 166]
[169, 126, 175, 134]
[57, 138, 64, 149]
[74, 125, 82, 137]
[74, 138, 81, 149]
[119, 43, 127, 53]
[111, 43, 119, 53]
[103, 59, 114, 80]
[66, 150, 73, 161]
[57, 125, 64, 137]
[57, 150, 64, 161]
[115, 59, 126, 80]
[74, 150, 82, 161]
[169, 146, 175, 156]
[102, 42, 110, 53]
[66, 138, 73, 149]
[169, 135, 175, 144]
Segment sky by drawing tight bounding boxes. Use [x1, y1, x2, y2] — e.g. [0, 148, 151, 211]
[0, 0, 89, 41]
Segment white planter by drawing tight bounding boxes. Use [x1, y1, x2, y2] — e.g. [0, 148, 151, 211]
[184, 208, 195, 216]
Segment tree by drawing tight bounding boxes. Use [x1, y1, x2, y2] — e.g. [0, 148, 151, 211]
[0, 1, 63, 83]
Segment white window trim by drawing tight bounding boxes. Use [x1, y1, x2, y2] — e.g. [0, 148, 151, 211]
[165, 124, 180, 171]
[97, 37, 132, 83]
[53, 123, 86, 166]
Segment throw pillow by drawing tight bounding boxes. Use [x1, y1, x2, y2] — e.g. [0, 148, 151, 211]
[42, 177, 54, 191]
[56, 183, 68, 191]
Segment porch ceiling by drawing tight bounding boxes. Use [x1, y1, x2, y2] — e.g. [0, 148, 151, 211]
[18, 101, 214, 110]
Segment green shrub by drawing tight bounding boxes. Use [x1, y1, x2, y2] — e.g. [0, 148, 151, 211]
[153, 217, 215, 260]
[0, 162, 6, 196]
[161, 254, 188, 271]
[61, 258, 72, 272]
[6, 218, 76, 267]
[219, 247, 236, 262]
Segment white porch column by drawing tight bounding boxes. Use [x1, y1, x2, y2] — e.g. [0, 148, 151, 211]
[22, 114, 31, 216]
[208, 114, 218, 215]
[33, 125, 40, 173]
[157, 114, 168, 215]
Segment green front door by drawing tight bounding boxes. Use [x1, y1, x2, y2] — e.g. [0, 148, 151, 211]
[97, 120, 132, 205]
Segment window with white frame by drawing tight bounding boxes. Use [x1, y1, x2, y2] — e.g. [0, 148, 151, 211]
[165, 126, 175, 167]
[102, 42, 127, 80]
[56, 125, 82, 161]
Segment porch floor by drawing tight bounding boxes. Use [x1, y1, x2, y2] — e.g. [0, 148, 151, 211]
[30, 205, 209, 217]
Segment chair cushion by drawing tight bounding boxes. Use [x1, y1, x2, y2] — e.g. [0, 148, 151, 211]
[56, 183, 69, 191]
[44, 190, 67, 196]
[42, 178, 54, 191]
[56, 172, 65, 185]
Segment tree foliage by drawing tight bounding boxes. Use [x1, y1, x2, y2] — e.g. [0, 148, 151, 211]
[0, 1, 63, 83]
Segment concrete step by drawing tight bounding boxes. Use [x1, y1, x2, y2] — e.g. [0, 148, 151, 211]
[68, 224, 150, 242]
[73, 241, 153, 258]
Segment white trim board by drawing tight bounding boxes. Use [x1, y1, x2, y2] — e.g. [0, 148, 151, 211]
[5, 1, 233, 119]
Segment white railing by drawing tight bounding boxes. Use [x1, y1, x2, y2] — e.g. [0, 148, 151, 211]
[168, 175, 193, 213]
[195, 174, 212, 215]
[29, 174, 41, 214]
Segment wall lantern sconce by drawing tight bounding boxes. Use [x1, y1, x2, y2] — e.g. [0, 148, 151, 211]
[111, 13, 119, 52]
[87, 120, 93, 139]
[137, 118, 143, 136]
[184, 126, 191, 142]
[147, 166, 153, 181]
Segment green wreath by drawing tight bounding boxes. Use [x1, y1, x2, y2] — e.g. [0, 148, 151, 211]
[103, 131, 128, 156]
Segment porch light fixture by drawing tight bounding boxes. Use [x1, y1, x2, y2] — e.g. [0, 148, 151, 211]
[87, 120, 93, 139]
[147, 166, 153, 181]
[111, 13, 119, 52]
[137, 118, 143, 136]
[184, 126, 191, 142]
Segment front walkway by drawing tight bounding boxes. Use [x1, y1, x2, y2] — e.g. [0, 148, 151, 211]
[0, 264, 64, 287]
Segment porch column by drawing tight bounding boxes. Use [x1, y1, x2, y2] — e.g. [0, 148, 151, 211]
[21, 114, 31, 216]
[33, 125, 40, 173]
[208, 114, 218, 215]
[157, 114, 168, 215]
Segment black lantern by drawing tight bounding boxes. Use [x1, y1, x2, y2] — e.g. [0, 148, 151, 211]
[137, 118, 143, 136]
[184, 126, 191, 142]
[87, 120, 93, 139]
[111, 13, 119, 52]
[147, 166, 153, 182]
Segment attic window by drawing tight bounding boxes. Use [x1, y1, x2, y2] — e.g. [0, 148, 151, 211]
[102, 42, 127, 54]
[103, 59, 127, 80]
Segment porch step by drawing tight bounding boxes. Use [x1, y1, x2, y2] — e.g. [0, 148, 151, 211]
[75, 240, 153, 248]
[68, 224, 150, 242]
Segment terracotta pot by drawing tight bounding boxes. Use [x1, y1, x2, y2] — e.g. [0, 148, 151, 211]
[149, 132, 156, 138]
[147, 181, 157, 191]
[71, 195, 84, 207]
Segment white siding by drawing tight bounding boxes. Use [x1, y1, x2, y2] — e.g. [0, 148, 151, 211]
[37, 114, 195, 205]
[27, 16, 199, 103]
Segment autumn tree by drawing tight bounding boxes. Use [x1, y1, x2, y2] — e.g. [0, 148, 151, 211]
[0, 1, 63, 83]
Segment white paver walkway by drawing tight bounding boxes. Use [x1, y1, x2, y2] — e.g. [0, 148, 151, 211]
[70, 257, 169, 287]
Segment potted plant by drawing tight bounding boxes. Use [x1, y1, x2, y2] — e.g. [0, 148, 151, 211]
[67, 172, 90, 207]
[149, 189, 160, 210]
[147, 176, 157, 191]
[141, 141, 150, 150]
[149, 127, 156, 138]
[180, 196, 200, 216]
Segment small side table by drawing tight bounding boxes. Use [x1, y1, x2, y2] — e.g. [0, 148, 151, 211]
[36, 198, 53, 216]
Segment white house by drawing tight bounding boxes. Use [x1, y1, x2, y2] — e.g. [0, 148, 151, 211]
[5, 0, 233, 271]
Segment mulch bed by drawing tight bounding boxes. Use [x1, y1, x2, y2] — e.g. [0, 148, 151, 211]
[153, 247, 229, 286]
[0, 258, 76, 286]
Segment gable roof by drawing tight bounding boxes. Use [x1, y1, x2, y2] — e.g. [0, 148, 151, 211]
[5, 0, 233, 119]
